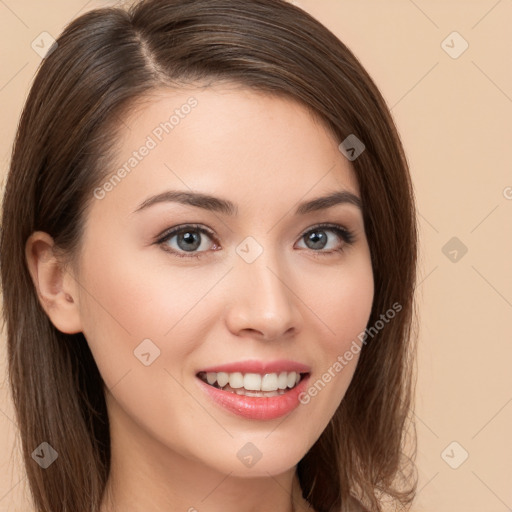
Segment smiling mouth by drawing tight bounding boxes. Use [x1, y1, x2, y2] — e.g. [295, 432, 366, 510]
[196, 371, 309, 397]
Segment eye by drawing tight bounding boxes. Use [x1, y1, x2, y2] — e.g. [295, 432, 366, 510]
[296, 223, 355, 256]
[155, 222, 355, 259]
[156, 224, 218, 259]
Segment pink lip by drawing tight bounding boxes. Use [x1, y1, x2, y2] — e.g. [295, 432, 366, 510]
[197, 359, 311, 374]
[196, 373, 311, 420]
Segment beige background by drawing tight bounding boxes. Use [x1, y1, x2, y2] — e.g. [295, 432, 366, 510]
[1, 0, 511, 511]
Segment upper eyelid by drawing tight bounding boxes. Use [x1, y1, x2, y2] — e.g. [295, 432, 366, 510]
[157, 224, 215, 242]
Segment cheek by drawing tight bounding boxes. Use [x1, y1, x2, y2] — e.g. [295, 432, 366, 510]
[310, 254, 374, 351]
[75, 243, 217, 386]
[78, 239, 219, 336]
[298, 255, 373, 419]
[75, 248, 211, 443]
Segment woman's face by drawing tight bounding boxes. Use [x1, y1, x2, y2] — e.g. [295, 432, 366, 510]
[71, 85, 374, 478]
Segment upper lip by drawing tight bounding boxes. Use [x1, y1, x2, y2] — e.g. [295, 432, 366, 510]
[197, 359, 311, 375]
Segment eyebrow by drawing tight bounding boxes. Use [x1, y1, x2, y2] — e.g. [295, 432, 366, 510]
[133, 189, 362, 216]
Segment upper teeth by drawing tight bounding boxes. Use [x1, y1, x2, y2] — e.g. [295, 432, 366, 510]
[201, 371, 302, 391]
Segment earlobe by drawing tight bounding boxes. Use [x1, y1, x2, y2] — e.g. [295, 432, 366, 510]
[25, 231, 82, 334]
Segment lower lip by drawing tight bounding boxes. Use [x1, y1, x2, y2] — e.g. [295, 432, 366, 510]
[196, 374, 311, 420]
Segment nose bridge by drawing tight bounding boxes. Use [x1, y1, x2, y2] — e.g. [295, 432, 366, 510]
[226, 236, 302, 339]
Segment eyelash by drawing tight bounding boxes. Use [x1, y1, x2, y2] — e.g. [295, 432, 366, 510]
[155, 222, 356, 260]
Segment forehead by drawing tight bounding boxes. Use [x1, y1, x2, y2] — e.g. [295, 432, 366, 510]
[95, 84, 360, 216]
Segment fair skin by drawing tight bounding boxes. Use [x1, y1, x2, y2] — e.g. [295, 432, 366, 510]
[25, 84, 374, 512]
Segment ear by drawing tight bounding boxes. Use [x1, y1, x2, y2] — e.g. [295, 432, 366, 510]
[25, 231, 82, 334]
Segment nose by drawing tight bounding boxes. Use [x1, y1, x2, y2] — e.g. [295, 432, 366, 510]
[224, 246, 304, 341]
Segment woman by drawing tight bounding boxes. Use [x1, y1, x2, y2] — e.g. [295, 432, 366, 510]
[0, 0, 418, 511]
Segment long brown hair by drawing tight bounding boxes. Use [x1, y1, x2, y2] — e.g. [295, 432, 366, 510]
[0, 1, 418, 511]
